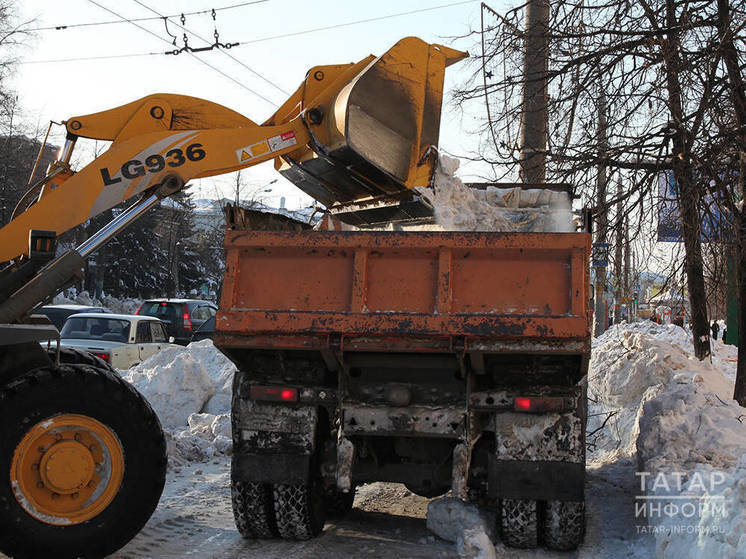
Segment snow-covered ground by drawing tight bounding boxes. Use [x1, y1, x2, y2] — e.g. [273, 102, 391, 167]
[50, 320, 736, 558]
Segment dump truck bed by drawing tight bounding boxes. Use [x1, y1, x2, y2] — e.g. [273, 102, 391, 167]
[215, 230, 590, 354]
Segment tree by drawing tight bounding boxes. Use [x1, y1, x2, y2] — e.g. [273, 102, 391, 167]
[456, 0, 739, 358]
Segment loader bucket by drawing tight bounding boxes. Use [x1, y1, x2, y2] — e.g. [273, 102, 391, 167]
[339, 37, 467, 187]
[276, 37, 467, 223]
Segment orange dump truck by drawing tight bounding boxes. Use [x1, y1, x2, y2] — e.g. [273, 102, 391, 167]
[215, 226, 591, 549]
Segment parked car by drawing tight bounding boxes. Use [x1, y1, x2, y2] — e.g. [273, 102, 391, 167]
[37, 304, 111, 331]
[59, 313, 175, 369]
[136, 299, 217, 345]
[190, 315, 215, 342]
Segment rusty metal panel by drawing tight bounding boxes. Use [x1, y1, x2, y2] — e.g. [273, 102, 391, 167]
[450, 248, 571, 315]
[366, 249, 437, 313]
[218, 231, 591, 350]
[342, 404, 465, 437]
[231, 246, 354, 312]
[219, 310, 588, 338]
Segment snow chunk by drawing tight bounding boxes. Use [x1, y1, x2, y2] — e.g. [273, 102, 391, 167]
[417, 155, 573, 232]
[427, 497, 495, 544]
[457, 527, 496, 559]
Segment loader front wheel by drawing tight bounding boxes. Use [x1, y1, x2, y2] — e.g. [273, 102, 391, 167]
[0, 364, 166, 559]
[48, 346, 116, 373]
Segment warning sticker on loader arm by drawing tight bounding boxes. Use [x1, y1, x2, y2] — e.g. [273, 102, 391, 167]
[236, 131, 297, 163]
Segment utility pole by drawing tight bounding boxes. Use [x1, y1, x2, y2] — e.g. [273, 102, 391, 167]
[593, 84, 608, 337]
[519, 0, 549, 184]
[624, 216, 630, 298]
[614, 180, 624, 323]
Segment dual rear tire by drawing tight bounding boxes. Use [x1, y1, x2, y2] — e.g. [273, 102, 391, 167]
[500, 498, 585, 550]
[231, 476, 355, 541]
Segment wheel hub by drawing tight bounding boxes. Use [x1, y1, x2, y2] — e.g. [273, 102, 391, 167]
[10, 414, 124, 526]
[39, 440, 95, 495]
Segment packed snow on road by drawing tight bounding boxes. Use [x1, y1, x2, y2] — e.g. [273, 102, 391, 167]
[82, 321, 743, 559]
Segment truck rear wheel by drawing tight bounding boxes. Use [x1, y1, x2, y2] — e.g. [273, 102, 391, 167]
[324, 486, 355, 518]
[500, 498, 538, 548]
[231, 479, 278, 538]
[543, 500, 585, 550]
[273, 481, 326, 539]
[0, 364, 166, 559]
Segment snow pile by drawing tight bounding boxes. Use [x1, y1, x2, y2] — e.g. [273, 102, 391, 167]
[53, 289, 142, 314]
[417, 155, 573, 232]
[124, 346, 216, 430]
[122, 340, 237, 465]
[589, 321, 746, 558]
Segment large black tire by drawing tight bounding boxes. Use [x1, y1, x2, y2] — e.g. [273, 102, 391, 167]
[543, 500, 585, 550]
[48, 346, 117, 373]
[324, 486, 355, 519]
[500, 498, 539, 549]
[273, 481, 326, 539]
[231, 479, 278, 538]
[0, 364, 167, 559]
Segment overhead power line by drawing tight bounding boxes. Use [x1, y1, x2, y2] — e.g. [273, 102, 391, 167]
[129, 0, 290, 96]
[24, 0, 269, 32]
[236, 0, 479, 46]
[21, 1, 478, 66]
[84, 0, 279, 107]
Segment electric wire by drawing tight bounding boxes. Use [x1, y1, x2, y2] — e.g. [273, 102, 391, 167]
[129, 0, 289, 95]
[24, 0, 269, 32]
[84, 0, 278, 107]
[235, 0, 479, 46]
[22, 0, 479, 66]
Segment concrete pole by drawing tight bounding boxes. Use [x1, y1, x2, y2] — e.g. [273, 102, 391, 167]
[593, 85, 608, 337]
[614, 180, 624, 323]
[519, 0, 549, 184]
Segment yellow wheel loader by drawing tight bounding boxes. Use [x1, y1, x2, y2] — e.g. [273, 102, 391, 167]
[0, 38, 467, 558]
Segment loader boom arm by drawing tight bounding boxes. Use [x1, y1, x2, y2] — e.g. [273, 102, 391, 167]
[0, 37, 467, 264]
[0, 94, 311, 263]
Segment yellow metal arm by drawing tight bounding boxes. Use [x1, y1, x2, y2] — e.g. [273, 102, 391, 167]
[0, 94, 309, 262]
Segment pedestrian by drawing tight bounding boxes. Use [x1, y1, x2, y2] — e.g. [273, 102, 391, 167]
[711, 320, 720, 340]
[723, 328, 727, 343]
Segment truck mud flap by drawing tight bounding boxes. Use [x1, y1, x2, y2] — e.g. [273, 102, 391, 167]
[488, 459, 584, 501]
[490, 408, 585, 501]
[233, 399, 317, 484]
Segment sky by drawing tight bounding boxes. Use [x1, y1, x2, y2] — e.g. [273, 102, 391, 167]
[12, 0, 502, 209]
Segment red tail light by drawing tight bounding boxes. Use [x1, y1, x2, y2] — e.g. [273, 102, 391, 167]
[93, 352, 110, 363]
[183, 311, 192, 330]
[513, 396, 571, 413]
[249, 385, 298, 402]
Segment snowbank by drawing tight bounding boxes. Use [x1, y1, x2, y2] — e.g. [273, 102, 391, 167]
[122, 340, 237, 466]
[53, 289, 143, 315]
[417, 155, 573, 233]
[588, 321, 746, 558]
